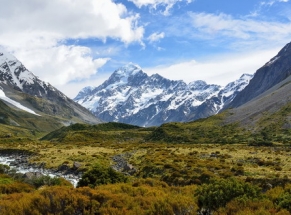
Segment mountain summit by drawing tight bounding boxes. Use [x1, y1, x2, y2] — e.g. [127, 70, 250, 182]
[75, 64, 252, 126]
[113, 63, 142, 78]
[0, 46, 101, 131]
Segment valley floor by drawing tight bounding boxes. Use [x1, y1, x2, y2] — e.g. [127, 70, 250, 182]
[1, 137, 291, 214]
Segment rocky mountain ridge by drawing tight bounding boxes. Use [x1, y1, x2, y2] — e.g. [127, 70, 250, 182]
[228, 42, 291, 108]
[0, 46, 101, 131]
[75, 64, 253, 127]
[223, 42, 291, 129]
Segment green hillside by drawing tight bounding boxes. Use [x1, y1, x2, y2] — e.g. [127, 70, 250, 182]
[40, 103, 291, 146]
[40, 122, 148, 143]
[0, 100, 69, 133]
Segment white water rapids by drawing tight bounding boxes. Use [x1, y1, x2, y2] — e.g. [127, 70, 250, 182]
[0, 156, 80, 187]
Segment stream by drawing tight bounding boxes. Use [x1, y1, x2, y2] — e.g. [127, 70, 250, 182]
[0, 155, 81, 187]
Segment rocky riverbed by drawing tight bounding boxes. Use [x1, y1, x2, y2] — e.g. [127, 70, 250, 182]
[0, 149, 82, 187]
[112, 151, 138, 175]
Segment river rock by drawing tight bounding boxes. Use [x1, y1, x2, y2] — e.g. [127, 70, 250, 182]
[121, 162, 137, 175]
[23, 172, 44, 179]
[58, 164, 70, 172]
[73, 162, 82, 170]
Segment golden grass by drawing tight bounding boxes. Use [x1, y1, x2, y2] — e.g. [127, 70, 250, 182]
[1, 136, 291, 181]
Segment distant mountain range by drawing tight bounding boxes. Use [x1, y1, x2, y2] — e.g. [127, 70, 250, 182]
[42, 41, 291, 146]
[2, 40, 291, 131]
[75, 64, 253, 127]
[0, 46, 101, 132]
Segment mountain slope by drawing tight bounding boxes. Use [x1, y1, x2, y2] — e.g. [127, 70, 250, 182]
[75, 64, 252, 127]
[0, 99, 64, 133]
[225, 70, 291, 130]
[228, 42, 291, 108]
[149, 74, 291, 144]
[0, 46, 101, 132]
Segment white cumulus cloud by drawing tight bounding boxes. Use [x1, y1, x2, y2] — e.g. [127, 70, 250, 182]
[15, 45, 110, 86]
[0, 0, 144, 46]
[0, 0, 144, 96]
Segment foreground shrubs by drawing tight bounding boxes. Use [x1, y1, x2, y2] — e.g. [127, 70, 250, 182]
[216, 198, 290, 215]
[276, 184, 291, 212]
[2, 174, 291, 214]
[0, 174, 34, 194]
[77, 164, 128, 188]
[0, 179, 198, 215]
[24, 175, 73, 188]
[195, 178, 262, 212]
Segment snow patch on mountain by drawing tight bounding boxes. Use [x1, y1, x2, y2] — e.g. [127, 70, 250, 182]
[265, 56, 280, 67]
[115, 63, 141, 77]
[0, 88, 40, 116]
[215, 73, 253, 112]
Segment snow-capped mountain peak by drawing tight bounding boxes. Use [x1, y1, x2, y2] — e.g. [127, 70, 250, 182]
[0, 46, 69, 100]
[214, 73, 253, 112]
[102, 63, 147, 89]
[189, 80, 209, 90]
[0, 46, 37, 90]
[0, 46, 101, 126]
[115, 63, 141, 77]
[111, 63, 143, 83]
[75, 64, 253, 127]
[0, 46, 17, 62]
[74, 86, 94, 102]
[239, 73, 253, 81]
[223, 73, 253, 92]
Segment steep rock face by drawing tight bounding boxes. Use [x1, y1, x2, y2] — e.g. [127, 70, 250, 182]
[229, 42, 291, 108]
[0, 46, 101, 129]
[225, 75, 291, 129]
[0, 48, 57, 99]
[75, 63, 252, 126]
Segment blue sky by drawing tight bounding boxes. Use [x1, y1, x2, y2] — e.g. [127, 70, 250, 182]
[0, 0, 290, 97]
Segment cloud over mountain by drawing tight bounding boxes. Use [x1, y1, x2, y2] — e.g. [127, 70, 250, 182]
[0, 0, 144, 91]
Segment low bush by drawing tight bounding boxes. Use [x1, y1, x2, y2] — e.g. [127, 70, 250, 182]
[195, 178, 262, 212]
[77, 164, 128, 188]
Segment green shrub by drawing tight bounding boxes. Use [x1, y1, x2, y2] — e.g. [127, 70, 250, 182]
[276, 185, 291, 212]
[195, 178, 261, 211]
[77, 164, 128, 188]
[277, 192, 291, 212]
[0, 164, 10, 174]
[24, 175, 71, 188]
[248, 141, 274, 147]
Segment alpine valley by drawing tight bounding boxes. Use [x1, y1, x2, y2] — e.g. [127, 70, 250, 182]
[2, 41, 291, 215]
[74, 64, 253, 127]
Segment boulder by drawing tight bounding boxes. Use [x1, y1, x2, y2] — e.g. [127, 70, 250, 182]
[22, 172, 44, 180]
[123, 162, 137, 175]
[58, 164, 70, 172]
[73, 162, 82, 170]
